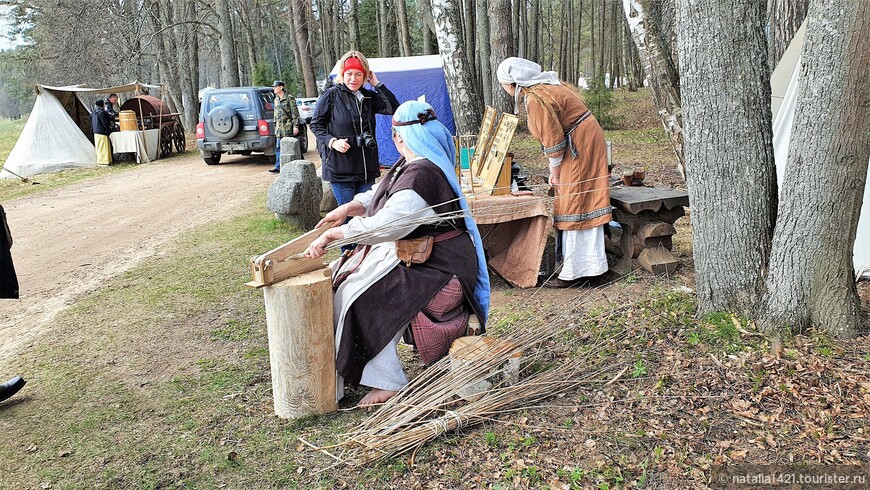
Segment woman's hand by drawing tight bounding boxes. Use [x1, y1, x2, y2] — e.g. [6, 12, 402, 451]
[316, 207, 349, 229]
[304, 227, 344, 258]
[368, 72, 380, 86]
[549, 173, 561, 195]
[331, 138, 350, 153]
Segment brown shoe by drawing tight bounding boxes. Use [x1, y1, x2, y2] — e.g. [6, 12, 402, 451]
[543, 277, 581, 288]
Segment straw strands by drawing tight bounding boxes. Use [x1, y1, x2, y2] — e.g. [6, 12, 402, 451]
[306, 318, 627, 468]
[323, 174, 612, 252]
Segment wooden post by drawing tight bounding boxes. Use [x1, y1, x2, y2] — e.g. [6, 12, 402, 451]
[263, 267, 336, 418]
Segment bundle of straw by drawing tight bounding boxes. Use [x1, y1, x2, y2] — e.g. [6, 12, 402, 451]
[307, 321, 626, 467]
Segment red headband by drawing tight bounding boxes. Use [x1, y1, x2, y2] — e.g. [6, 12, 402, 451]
[342, 57, 365, 76]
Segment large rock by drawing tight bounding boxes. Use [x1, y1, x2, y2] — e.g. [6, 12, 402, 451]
[316, 166, 338, 213]
[279, 137, 301, 165]
[267, 160, 323, 229]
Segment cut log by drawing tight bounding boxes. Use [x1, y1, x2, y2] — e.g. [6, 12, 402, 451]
[264, 267, 336, 418]
[449, 336, 522, 401]
[638, 246, 679, 275]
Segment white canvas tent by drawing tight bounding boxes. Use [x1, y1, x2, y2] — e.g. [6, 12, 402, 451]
[1, 81, 160, 178]
[771, 22, 870, 278]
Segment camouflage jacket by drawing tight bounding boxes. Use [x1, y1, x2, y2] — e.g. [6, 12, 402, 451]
[274, 93, 299, 138]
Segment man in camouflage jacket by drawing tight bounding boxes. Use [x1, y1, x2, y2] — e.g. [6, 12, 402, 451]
[270, 80, 299, 173]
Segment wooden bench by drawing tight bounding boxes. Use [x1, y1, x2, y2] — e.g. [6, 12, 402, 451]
[609, 186, 689, 275]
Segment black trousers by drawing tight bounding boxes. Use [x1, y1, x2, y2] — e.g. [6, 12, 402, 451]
[0, 205, 19, 299]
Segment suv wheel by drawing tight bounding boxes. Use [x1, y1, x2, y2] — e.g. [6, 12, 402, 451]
[204, 152, 221, 165]
[206, 105, 241, 139]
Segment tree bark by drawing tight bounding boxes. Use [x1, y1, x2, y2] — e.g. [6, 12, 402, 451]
[622, 0, 685, 175]
[475, 0, 493, 106]
[215, 0, 240, 87]
[416, 0, 437, 55]
[290, 0, 319, 96]
[396, 0, 414, 56]
[488, 0, 514, 114]
[767, 0, 810, 70]
[348, 0, 360, 50]
[762, 0, 870, 336]
[677, 0, 777, 315]
[431, 0, 482, 135]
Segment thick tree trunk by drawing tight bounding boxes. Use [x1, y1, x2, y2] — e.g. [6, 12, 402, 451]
[377, 0, 389, 56]
[622, 0, 685, 175]
[431, 0, 482, 135]
[488, 0, 514, 114]
[529, 0, 539, 61]
[767, 0, 810, 70]
[677, 0, 777, 315]
[762, 0, 870, 336]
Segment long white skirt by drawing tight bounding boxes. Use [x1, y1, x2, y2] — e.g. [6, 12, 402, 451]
[359, 328, 408, 391]
[558, 225, 608, 280]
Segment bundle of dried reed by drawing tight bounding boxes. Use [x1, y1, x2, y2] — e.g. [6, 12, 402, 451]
[306, 322, 626, 467]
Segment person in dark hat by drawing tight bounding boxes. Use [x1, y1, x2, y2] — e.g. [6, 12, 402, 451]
[270, 80, 299, 173]
[0, 204, 25, 404]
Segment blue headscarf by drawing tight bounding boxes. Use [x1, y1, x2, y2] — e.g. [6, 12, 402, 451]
[392, 100, 490, 326]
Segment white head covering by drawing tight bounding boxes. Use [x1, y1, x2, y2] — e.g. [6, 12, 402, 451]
[496, 57, 561, 87]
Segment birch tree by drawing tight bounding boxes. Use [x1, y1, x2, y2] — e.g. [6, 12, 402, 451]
[431, 0, 482, 134]
[622, 0, 685, 176]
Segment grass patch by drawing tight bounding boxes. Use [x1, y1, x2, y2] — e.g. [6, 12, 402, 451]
[0, 116, 26, 164]
[0, 199, 371, 488]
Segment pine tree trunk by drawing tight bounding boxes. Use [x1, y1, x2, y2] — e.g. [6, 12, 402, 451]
[290, 0, 319, 96]
[529, 0, 539, 61]
[622, 0, 685, 175]
[762, 0, 870, 336]
[767, 0, 810, 70]
[396, 0, 413, 56]
[333, 0, 344, 63]
[431, 0, 483, 135]
[677, 0, 777, 315]
[349, 0, 360, 49]
[488, 0, 514, 114]
[417, 0, 437, 55]
[215, 0, 240, 87]
[475, 0, 493, 106]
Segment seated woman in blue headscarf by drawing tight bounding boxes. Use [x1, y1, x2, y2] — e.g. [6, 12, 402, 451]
[305, 100, 490, 406]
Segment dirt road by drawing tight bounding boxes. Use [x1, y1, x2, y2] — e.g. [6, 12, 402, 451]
[0, 146, 319, 362]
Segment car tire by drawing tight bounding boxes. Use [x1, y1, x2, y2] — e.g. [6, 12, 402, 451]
[204, 152, 221, 165]
[206, 105, 241, 139]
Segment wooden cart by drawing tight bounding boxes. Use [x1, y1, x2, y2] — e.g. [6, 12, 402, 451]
[119, 95, 185, 158]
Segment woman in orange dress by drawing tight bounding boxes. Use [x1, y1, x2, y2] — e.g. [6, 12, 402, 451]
[497, 57, 611, 287]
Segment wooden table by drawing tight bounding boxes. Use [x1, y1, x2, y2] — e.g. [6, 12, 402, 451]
[469, 194, 552, 288]
[109, 129, 160, 164]
[609, 186, 689, 275]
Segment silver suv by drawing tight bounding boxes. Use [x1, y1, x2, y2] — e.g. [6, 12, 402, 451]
[196, 87, 308, 165]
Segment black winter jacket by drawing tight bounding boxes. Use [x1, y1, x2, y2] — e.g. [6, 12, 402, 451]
[310, 83, 399, 183]
[91, 107, 113, 136]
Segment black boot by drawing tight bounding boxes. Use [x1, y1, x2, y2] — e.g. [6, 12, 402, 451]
[0, 376, 25, 402]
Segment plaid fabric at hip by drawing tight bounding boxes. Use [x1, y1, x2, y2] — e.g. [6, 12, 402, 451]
[409, 277, 470, 364]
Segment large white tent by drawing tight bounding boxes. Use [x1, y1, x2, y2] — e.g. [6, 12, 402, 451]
[1, 81, 160, 178]
[771, 22, 870, 278]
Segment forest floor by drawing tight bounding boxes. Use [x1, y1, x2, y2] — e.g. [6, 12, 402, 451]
[0, 91, 867, 489]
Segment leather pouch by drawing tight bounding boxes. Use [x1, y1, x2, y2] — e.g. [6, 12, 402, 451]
[395, 236, 434, 266]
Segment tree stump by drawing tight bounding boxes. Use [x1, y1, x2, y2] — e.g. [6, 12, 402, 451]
[263, 267, 336, 418]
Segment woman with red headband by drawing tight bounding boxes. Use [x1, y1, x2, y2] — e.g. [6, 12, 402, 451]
[311, 51, 400, 224]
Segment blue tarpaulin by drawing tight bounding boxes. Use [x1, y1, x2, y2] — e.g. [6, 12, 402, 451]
[329, 55, 456, 167]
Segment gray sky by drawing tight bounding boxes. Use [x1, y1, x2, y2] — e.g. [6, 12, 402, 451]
[0, 7, 26, 51]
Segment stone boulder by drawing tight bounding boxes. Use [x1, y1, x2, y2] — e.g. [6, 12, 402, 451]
[267, 160, 323, 230]
[316, 166, 338, 213]
[279, 137, 301, 165]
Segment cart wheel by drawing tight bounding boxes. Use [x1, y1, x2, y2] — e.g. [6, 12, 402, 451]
[160, 126, 173, 158]
[172, 122, 185, 153]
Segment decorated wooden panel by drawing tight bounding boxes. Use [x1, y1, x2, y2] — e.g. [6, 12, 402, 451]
[480, 113, 519, 195]
[471, 106, 498, 176]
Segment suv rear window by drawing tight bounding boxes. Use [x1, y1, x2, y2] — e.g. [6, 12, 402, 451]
[205, 92, 254, 112]
[259, 91, 275, 111]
